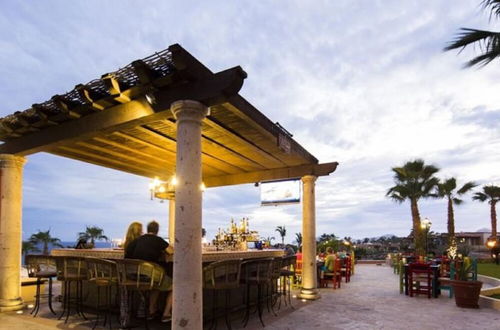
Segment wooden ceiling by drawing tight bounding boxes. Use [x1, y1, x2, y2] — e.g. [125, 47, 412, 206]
[0, 44, 337, 187]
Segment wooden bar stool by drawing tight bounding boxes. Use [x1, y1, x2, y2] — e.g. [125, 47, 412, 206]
[25, 255, 57, 317]
[203, 258, 242, 330]
[240, 258, 273, 328]
[278, 255, 296, 310]
[86, 257, 118, 329]
[115, 259, 164, 330]
[54, 256, 89, 323]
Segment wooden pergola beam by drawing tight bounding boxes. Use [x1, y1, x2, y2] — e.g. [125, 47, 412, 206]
[204, 162, 339, 188]
[0, 99, 160, 156]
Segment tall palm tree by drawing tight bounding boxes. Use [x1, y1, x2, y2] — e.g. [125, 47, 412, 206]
[436, 178, 477, 256]
[444, 0, 500, 67]
[386, 159, 439, 256]
[29, 229, 63, 255]
[22, 241, 40, 257]
[295, 232, 302, 248]
[275, 226, 287, 246]
[78, 226, 108, 246]
[473, 185, 500, 240]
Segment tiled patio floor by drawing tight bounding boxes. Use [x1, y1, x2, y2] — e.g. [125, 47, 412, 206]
[0, 264, 498, 329]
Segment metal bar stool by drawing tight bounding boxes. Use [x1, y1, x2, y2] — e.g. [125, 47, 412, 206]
[54, 256, 89, 323]
[203, 258, 242, 330]
[25, 255, 57, 317]
[240, 258, 273, 328]
[86, 257, 118, 329]
[268, 257, 282, 316]
[278, 255, 296, 310]
[115, 259, 164, 330]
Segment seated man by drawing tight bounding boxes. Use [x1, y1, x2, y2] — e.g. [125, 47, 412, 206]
[323, 247, 337, 272]
[125, 220, 173, 322]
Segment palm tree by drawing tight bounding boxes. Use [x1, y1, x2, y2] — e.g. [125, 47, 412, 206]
[29, 229, 63, 255]
[386, 159, 439, 256]
[78, 226, 108, 246]
[22, 241, 40, 257]
[436, 178, 477, 256]
[295, 232, 302, 248]
[275, 226, 287, 246]
[444, 0, 500, 67]
[473, 185, 500, 240]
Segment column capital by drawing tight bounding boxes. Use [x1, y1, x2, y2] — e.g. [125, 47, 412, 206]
[301, 175, 317, 184]
[171, 100, 209, 123]
[0, 154, 26, 169]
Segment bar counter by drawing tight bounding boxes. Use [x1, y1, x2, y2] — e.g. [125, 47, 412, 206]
[51, 248, 284, 262]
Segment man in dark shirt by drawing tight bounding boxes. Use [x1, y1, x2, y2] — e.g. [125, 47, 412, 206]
[125, 220, 173, 322]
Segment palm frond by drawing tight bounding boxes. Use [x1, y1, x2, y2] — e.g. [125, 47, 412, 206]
[473, 192, 488, 202]
[457, 181, 478, 195]
[483, 0, 500, 19]
[453, 197, 464, 205]
[444, 28, 500, 67]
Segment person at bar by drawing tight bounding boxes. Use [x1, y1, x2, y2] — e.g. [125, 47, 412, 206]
[126, 220, 174, 322]
[123, 221, 143, 251]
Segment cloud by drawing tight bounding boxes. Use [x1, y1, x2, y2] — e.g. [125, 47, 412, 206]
[1, 1, 499, 242]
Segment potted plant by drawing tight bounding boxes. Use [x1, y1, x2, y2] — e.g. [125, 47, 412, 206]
[450, 258, 483, 308]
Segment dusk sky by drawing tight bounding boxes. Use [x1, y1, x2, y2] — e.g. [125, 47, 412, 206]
[1, 1, 499, 244]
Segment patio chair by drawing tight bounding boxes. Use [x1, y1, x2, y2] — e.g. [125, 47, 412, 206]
[439, 261, 455, 298]
[278, 255, 296, 309]
[341, 256, 352, 283]
[320, 258, 342, 289]
[408, 263, 432, 298]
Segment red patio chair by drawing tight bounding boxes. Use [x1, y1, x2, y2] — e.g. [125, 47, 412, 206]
[341, 257, 352, 283]
[320, 258, 342, 289]
[408, 263, 432, 298]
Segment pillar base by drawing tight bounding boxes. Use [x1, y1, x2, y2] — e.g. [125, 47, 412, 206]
[299, 288, 320, 300]
[0, 297, 23, 312]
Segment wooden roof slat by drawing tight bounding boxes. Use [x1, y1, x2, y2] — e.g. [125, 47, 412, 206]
[202, 117, 287, 168]
[92, 136, 171, 165]
[156, 120, 266, 171]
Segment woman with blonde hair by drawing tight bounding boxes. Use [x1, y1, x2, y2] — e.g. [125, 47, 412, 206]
[124, 221, 143, 251]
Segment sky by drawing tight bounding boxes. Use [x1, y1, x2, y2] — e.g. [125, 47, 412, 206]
[1, 0, 499, 244]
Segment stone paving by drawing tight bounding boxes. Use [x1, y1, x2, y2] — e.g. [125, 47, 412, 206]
[0, 264, 498, 329]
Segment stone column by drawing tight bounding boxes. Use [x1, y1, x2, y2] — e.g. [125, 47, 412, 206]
[168, 199, 175, 246]
[299, 175, 320, 300]
[0, 154, 26, 312]
[171, 100, 208, 330]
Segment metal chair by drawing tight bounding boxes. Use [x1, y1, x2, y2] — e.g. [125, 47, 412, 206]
[24, 255, 57, 317]
[240, 258, 273, 327]
[86, 257, 118, 329]
[115, 259, 165, 330]
[203, 258, 242, 330]
[54, 256, 89, 323]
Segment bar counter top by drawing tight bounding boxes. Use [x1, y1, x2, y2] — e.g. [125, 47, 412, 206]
[51, 248, 284, 262]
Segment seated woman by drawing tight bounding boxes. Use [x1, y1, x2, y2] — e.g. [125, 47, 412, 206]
[123, 221, 143, 255]
[323, 247, 337, 272]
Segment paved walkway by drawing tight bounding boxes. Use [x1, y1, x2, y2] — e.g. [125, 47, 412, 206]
[0, 264, 498, 329]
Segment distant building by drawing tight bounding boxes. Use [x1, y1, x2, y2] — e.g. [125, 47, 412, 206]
[454, 231, 500, 251]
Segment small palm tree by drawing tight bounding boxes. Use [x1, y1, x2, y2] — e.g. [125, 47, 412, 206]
[387, 159, 439, 256]
[436, 178, 477, 256]
[295, 232, 302, 248]
[262, 236, 275, 247]
[29, 230, 63, 255]
[444, 0, 500, 67]
[22, 241, 40, 257]
[473, 185, 500, 240]
[275, 226, 287, 246]
[78, 226, 108, 246]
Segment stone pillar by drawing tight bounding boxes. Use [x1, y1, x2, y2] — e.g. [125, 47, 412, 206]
[168, 199, 175, 246]
[299, 175, 320, 300]
[171, 100, 208, 330]
[0, 154, 26, 312]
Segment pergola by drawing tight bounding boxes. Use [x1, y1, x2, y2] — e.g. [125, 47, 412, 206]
[0, 44, 338, 329]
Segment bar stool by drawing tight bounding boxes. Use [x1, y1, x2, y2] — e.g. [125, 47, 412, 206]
[203, 258, 242, 330]
[240, 258, 273, 328]
[54, 256, 89, 323]
[86, 257, 118, 329]
[268, 257, 282, 316]
[24, 255, 57, 317]
[278, 255, 296, 310]
[115, 259, 164, 330]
